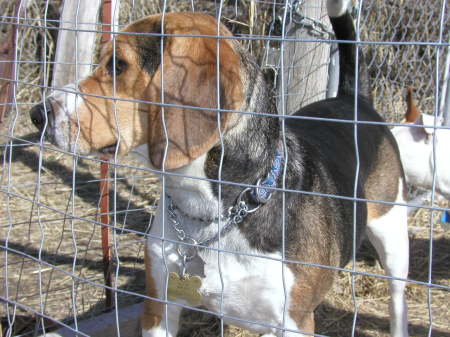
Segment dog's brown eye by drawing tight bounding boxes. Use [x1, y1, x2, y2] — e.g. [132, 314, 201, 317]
[107, 58, 127, 77]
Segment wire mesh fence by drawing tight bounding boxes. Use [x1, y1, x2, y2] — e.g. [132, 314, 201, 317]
[1, 0, 449, 337]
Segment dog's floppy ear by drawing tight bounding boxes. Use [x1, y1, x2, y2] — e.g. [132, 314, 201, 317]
[147, 17, 243, 170]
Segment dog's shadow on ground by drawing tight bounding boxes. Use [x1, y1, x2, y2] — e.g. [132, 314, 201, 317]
[408, 235, 450, 283]
[359, 234, 450, 283]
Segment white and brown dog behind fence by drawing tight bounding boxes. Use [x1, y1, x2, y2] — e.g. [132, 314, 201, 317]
[30, 1, 410, 336]
[392, 88, 450, 200]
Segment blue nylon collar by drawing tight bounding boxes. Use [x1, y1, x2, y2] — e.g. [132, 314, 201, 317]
[250, 140, 285, 204]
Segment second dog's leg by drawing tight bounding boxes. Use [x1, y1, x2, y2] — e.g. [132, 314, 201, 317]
[367, 201, 409, 337]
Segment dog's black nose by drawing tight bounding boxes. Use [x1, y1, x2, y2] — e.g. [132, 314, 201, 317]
[30, 102, 52, 132]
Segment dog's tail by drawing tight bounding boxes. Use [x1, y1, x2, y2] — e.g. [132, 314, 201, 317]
[327, 0, 370, 98]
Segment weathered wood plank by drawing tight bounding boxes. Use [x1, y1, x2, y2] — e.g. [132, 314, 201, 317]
[278, 0, 335, 113]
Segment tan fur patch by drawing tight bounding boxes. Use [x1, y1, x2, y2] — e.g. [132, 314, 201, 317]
[288, 263, 336, 333]
[64, 37, 152, 155]
[141, 247, 163, 331]
[365, 136, 404, 221]
[144, 13, 244, 169]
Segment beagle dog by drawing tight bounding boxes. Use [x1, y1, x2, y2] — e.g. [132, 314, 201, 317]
[30, 1, 409, 336]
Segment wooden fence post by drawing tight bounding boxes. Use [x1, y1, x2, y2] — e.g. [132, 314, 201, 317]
[278, 0, 336, 113]
[52, 0, 102, 88]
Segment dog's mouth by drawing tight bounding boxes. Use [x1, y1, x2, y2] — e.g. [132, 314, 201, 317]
[98, 142, 118, 157]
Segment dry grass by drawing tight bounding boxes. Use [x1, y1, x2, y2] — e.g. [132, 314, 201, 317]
[1, 0, 449, 336]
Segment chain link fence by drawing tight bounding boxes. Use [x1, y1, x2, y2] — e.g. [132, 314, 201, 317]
[1, 1, 449, 336]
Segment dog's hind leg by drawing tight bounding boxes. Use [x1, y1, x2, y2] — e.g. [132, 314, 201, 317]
[366, 183, 409, 337]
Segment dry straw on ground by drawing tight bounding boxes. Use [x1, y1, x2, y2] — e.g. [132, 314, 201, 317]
[1, 0, 449, 336]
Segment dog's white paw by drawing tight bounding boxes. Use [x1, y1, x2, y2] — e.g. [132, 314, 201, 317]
[142, 327, 173, 337]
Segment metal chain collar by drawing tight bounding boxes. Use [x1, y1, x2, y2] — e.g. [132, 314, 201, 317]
[167, 142, 284, 277]
[167, 187, 261, 277]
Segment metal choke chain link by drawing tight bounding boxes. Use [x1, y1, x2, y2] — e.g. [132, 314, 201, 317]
[167, 199, 187, 241]
[167, 192, 254, 277]
[229, 200, 249, 225]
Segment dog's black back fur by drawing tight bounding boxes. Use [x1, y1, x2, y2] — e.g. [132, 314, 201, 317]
[285, 96, 390, 265]
[204, 9, 401, 268]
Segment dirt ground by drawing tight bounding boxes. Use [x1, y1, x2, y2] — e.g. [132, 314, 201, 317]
[1, 0, 450, 336]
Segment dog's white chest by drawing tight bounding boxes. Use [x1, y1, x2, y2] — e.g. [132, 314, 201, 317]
[148, 201, 297, 334]
[199, 248, 296, 333]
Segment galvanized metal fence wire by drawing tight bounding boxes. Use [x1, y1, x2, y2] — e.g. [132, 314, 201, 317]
[360, 0, 450, 121]
[0, 0, 449, 337]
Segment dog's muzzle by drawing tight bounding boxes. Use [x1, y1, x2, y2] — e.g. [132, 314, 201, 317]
[30, 100, 53, 133]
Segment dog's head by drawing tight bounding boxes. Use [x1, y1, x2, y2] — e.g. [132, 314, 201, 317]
[30, 13, 244, 169]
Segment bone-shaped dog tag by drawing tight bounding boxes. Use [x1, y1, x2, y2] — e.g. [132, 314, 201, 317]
[168, 272, 202, 306]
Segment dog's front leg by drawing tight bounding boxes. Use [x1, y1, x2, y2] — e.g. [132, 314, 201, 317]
[141, 241, 182, 337]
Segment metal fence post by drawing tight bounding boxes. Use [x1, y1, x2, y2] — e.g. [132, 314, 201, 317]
[100, 0, 113, 310]
[441, 39, 450, 126]
[0, 1, 21, 125]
